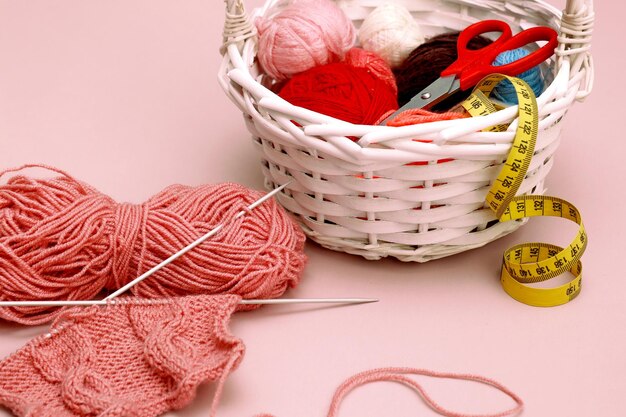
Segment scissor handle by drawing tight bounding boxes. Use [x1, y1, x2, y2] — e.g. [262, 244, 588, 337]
[441, 20, 512, 80]
[451, 24, 558, 91]
[481, 26, 559, 79]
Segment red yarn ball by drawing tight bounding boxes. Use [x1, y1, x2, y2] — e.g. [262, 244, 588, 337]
[278, 62, 398, 125]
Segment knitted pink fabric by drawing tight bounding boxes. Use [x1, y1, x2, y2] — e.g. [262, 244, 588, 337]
[0, 294, 244, 417]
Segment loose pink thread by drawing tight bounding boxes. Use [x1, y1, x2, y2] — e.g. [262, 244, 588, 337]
[327, 367, 524, 417]
[255, 367, 523, 417]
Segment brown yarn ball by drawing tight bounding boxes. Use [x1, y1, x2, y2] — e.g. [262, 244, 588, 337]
[394, 32, 493, 109]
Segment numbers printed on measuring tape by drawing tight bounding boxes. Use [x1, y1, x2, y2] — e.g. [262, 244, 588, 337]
[461, 74, 587, 307]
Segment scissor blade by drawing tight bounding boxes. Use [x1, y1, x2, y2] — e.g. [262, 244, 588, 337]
[379, 75, 460, 125]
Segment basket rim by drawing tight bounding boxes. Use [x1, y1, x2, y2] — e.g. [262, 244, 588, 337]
[219, 0, 594, 162]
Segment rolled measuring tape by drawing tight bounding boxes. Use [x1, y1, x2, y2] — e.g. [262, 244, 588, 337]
[460, 74, 586, 307]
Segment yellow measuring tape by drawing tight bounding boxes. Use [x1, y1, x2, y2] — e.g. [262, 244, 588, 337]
[460, 74, 586, 307]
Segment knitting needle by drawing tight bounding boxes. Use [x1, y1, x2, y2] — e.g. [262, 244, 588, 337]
[0, 180, 379, 308]
[0, 298, 378, 307]
[103, 181, 291, 301]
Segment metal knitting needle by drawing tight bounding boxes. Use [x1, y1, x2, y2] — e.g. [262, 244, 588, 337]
[0, 298, 378, 307]
[0, 181, 379, 308]
[103, 181, 292, 301]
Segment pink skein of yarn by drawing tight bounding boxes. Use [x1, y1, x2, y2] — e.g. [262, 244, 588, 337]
[256, 0, 356, 80]
[345, 48, 398, 96]
[0, 165, 307, 325]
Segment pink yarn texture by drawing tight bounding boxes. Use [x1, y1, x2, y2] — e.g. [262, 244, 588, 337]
[0, 165, 307, 325]
[379, 107, 468, 126]
[255, 0, 355, 80]
[344, 48, 398, 96]
[0, 294, 244, 417]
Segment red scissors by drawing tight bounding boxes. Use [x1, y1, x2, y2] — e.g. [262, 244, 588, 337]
[380, 20, 558, 124]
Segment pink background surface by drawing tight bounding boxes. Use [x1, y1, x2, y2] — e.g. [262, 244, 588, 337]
[0, 0, 624, 416]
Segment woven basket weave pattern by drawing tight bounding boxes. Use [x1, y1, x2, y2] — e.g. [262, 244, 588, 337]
[219, 0, 594, 261]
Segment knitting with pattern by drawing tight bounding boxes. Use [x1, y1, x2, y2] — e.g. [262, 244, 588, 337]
[0, 294, 244, 417]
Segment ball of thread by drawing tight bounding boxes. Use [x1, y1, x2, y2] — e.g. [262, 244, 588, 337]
[382, 107, 468, 126]
[394, 32, 493, 108]
[358, 2, 425, 68]
[345, 48, 398, 96]
[256, 0, 356, 80]
[278, 62, 398, 126]
[492, 48, 544, 104]
[0, 167, 307, 325]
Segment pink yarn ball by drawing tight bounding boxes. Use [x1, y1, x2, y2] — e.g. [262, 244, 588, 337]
[344, 48, 398, 96]
[256, 0, 356, 80]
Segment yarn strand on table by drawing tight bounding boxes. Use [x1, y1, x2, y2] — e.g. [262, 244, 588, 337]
[326, 367, 524, 417]
[255, 367, 523, 417]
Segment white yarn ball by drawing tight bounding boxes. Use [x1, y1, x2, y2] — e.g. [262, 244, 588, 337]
[358, 2, 425, 68]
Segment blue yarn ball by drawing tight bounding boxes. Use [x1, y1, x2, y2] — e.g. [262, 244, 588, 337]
[492, 48, 544, 104]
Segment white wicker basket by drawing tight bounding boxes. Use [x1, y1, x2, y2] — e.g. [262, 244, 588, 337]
[218, 0, 594, 261]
